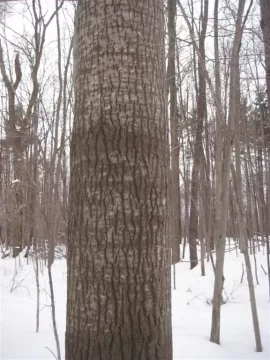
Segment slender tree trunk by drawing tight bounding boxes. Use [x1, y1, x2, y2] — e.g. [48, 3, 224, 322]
[13, 150, 24, 257]
[231, 164, 263, 352]
[168, 0, 181, 264]
[199, 164, 206, 276]
[0, 44, 24, 257]
[188, 0, 209, 269]
[65, 2, 172, 360]
[259, 0, 270, 109]
[234, 55, 244, 252]
[214, 0, 224, 259]
[204, 105, 212, 258]
[210, 0, 246, 345]
[48, 265, 61, 360]
[231, 55, 262, 351]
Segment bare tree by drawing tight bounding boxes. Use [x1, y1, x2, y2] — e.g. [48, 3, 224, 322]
[210, 0, 247, 346]
[0, 42, 24, 257]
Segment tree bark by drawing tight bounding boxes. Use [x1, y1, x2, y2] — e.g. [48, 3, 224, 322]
[167, 0, 181, 264]
[259, 0, 270, 109]
[214, 0, 224, 257]
[188, 0, 209, 269]
[259, 0, 270, 273]
[65, 1, 172, 360]
[0, 43, 24, 257]
[210, 0, 246, 345]
[231, 164, 263, 352]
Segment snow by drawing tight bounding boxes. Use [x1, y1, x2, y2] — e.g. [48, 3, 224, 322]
[172, 250, 270, 359]
[0, 244, 269, 360]
[11, 179, 20, 185]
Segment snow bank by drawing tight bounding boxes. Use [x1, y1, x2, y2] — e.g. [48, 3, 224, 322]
[0, 244, 269, 359]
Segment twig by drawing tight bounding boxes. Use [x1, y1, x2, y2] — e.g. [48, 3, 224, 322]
[45, 347, 57, 360]
[187, 292, 204, 305]
[261, 264, 267, 275]
[241, 262, 245, 283]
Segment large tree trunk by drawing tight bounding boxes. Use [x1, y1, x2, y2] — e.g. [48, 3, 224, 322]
[65, 1, 172, 360]
[259, 0, 270, 260]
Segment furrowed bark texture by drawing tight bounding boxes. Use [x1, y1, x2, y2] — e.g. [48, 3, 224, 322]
[65, 1, 172, 360]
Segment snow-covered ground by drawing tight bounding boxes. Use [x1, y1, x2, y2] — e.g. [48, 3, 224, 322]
[1, 244, 269, 359]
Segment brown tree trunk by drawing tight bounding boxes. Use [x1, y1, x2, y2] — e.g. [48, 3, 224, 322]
[188, 0, 209, 269]
[210, 0, 246, 345]
[0, 43, 24, 257]
[168, 0, 181, 264]
[214, 0, 224, 258]
[231, 164, 263, 352]
[230, 56, 262, 351]
[259, 0, 270, 109]
[259, 2, 270, 286]
[13, 147, 24, 257]
[65, 1, 172, 360]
